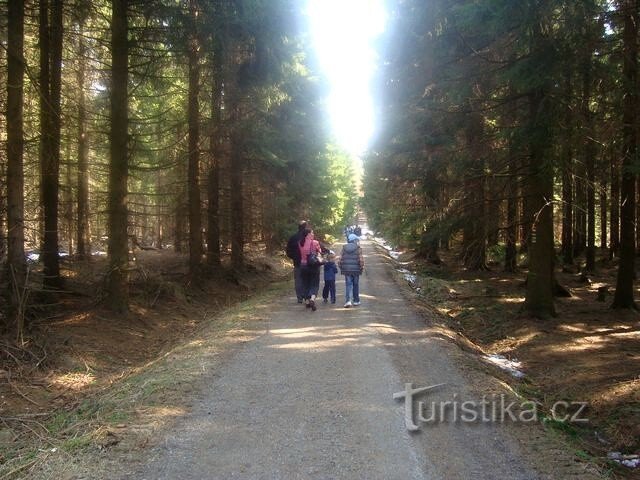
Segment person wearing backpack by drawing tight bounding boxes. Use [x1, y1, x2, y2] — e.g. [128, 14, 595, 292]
[286, 220, 307, 303]
[339, 233, 364, 308]
[299, 228, 323, 311]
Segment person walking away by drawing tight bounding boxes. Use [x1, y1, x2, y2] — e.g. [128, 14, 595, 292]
[299, 229, 323, 311]
[339, 233, 364, 308]
[286, 220, 307, 303]
[322, 254, 338, 304]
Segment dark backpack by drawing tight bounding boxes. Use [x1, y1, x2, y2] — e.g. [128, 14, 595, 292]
[286, 234, 299, 260]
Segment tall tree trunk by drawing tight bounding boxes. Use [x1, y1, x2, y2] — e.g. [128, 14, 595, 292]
[612, 0, 638, 309]
[174, 128, 187, 254]
[76, 25, 90, 259]
[228, 38, 244, 270]
[51, 0, 63, 276]
[0, 41, 6, 265]
[230, 131, 244, 270]
[600, 177, 608, 250]
[561, 71, 574, 265]
[505, 169, 518, 272]
[40, 0, 63, 288]
[505, 96, 519, 272]
[6, 0, 26, 333]
[39, 0, 51, 249]
[462, 111, 487, 270]
[561, 160, 574, 265]
[574, 68, 587, 261]
[64, 135, 73, 255]
[106, 0, 130, 312]
[206, 44, 223, 267]
[462, 176, 487, 270]
[155, 166, 163, 248]
[523, 88, 556, 317]
[519, 160, 531, 255]
[610, 147, 620, 258]
[573, 165, 587, 259]
[187, 0, 202, 275]
[0, 160, 5, 265]
[205, 7, 224, 268]
[486, 177, 500, 248]
[207, 162, 221, 266]
[583, 59, 596, 272]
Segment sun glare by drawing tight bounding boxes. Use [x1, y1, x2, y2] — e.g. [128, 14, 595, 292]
[307, 0, 386, 156]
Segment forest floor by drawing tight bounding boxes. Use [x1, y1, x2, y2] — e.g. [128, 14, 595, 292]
[386, 245, 640, 478]
[0, 248, 290, 478]
[0, 241, 637, 478]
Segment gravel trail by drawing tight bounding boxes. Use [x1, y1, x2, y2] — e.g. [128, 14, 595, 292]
[130, 240, 563, 479]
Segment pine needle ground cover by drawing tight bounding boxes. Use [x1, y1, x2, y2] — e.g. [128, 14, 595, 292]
[0, 249, 290, 479]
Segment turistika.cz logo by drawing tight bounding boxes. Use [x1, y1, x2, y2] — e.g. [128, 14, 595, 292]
[393, 383, 588, 431]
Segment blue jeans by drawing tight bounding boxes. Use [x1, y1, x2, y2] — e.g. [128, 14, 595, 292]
[344, 274, 360, 303]
[322, 280, 336, 303]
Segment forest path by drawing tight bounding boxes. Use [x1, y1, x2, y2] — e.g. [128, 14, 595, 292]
[128, 240, 568, 479]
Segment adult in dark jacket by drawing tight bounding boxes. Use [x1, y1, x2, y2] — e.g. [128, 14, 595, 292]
[286, 220, 307, 303]
[339, 234, 364, 308]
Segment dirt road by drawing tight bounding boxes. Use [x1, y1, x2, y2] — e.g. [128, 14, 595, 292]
[128, 240, 600, 479]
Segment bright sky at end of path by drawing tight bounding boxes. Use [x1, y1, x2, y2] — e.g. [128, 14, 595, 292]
[307, 0, 386, 156]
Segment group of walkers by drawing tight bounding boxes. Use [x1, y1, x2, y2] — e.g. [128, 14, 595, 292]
[286, 221, 364, 311]
[343, 224, 362, 241]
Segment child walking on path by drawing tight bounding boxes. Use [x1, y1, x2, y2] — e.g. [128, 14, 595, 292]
[322, 254, 338, 304]
[339, 234, 364, 308]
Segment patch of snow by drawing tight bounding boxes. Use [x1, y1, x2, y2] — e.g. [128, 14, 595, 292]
[608, 452, 640, 469]
[404, 273, 417, 284]
[27, 251, 69, 262]
[396, 268, 419, 288]
[483, 354, 525, 379]
[372, 236, 403, 260]
[92, 251, 107, 257]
